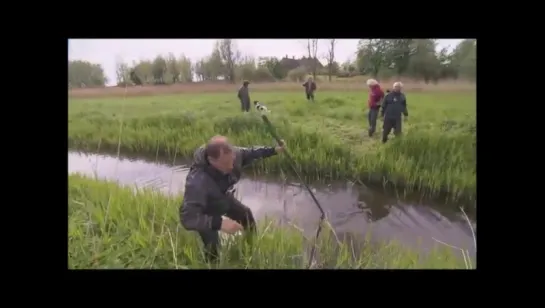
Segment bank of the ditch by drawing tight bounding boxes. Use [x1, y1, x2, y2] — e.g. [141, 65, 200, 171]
[68, 92, 476, 202]
[68, 174, 473, 269]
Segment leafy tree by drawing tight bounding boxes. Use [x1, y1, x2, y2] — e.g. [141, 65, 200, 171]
[68, 60, 107, 88]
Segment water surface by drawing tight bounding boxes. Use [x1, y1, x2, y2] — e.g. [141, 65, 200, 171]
[68, 151, 476, 258]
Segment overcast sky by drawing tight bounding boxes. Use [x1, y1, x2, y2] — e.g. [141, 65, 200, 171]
[69, 39, 463, 86]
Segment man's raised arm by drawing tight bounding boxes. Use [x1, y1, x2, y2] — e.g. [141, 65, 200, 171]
[237, 146, 277, 168]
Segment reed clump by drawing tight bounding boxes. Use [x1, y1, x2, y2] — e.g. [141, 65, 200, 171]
[68, 174, 473, 269]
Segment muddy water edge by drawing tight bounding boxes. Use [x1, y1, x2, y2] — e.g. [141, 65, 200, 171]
[68, 150, 476, 259]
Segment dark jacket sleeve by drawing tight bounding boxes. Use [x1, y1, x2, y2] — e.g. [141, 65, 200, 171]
[180, 174, 222, 232]
[237, 87, 242, 100]
[238, 146, 277, 168]
[402, 95, 408, 116]
[381, 94, 390, 117]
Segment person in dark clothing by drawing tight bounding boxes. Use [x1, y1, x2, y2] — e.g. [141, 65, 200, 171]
[381, 82, 408, 143]
[302, 77, 317, 102]
[366, 79, 385, 137]
[237, 80, 251, 112]
[179, 135, 285, 262]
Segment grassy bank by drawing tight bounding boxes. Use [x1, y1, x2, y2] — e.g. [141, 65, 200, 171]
[68, 174, 473, 269]
[68, 91, 476, 202]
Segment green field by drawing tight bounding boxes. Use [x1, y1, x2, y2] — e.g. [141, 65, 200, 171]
[68, 174, 474, 269]
[69, 91, 476, 202]
[68, 90, 476, 269]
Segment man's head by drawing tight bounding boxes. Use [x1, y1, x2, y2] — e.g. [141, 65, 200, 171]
[393, 81, 403, 92]
[205, 135, 235, 173]
[243, 80, 250, 87]
[308, 76, 313, 82]
[366, 78, 379, 89]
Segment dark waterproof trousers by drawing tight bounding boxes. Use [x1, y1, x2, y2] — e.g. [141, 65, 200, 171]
[382, 117, 402, 143]
[306, 91, 315, 102]
[198, 197, 256, 263]
[240, 100, 250, 112]
[368, 108, 379, 136]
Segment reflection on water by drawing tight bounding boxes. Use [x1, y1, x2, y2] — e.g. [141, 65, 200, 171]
[68, 151, 476, 257]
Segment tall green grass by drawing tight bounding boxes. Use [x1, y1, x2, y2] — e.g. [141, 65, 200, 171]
[68, 174, 474, 269]
[68, 91, 476, 202]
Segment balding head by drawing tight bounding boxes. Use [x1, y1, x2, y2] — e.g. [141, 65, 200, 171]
[209, 135, 229, 146]
[205, 135, 235, 173]
[205, 135, 232, 159]
[393, 81, 403, 92]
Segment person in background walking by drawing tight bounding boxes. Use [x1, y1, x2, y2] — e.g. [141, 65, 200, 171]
[381, 81, 408, 143]
[366, 78, 385, 137]
[302, 77, 317, 103]
[237, 80, 251, 112]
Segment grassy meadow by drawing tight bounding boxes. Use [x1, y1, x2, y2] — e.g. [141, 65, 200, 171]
[68, 174, 474, 269]
[68, 83, 476, 269]
[69, 89, 476, 202]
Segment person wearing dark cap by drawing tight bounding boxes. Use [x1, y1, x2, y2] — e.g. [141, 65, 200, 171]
[179, 135, 285, 262]
[237, 80, 251, 112]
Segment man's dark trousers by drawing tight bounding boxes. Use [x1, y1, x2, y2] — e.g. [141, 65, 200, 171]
[241, 100, 250, 112]
[382, 117, 402, 143]
[306, 92, 315, 102]
[368, 108, 379, 136]
[198, 197, 256, 262]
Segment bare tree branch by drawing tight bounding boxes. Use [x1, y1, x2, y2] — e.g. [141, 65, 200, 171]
[306, 39, 319, 79]
[326, 39, 336, 82]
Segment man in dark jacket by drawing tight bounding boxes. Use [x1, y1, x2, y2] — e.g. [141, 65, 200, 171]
[180, 135, 285, 262]
[302, 77, 317, 103]
[366, 79, 385, 137]
[381, 82, 408, 143]
[237, 80, 251, 112]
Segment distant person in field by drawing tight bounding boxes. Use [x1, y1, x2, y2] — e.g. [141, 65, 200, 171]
[366, 78, 385, 137]
[179, 135, 285, 263]
[381, 81, 408, 143]
[237, 80, 251, 112]
[302, 77, 317, 103]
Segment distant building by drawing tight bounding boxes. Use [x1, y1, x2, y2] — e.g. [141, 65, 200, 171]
[279, 56, 324, 71]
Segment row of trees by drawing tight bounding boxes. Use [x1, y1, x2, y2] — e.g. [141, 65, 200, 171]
[354, 39, 476, 82]
[68, 39, 476, 88]
[68, 60, 109, 88]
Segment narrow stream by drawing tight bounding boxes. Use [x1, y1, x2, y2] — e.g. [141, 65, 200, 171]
[68, 151, 476, 258]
